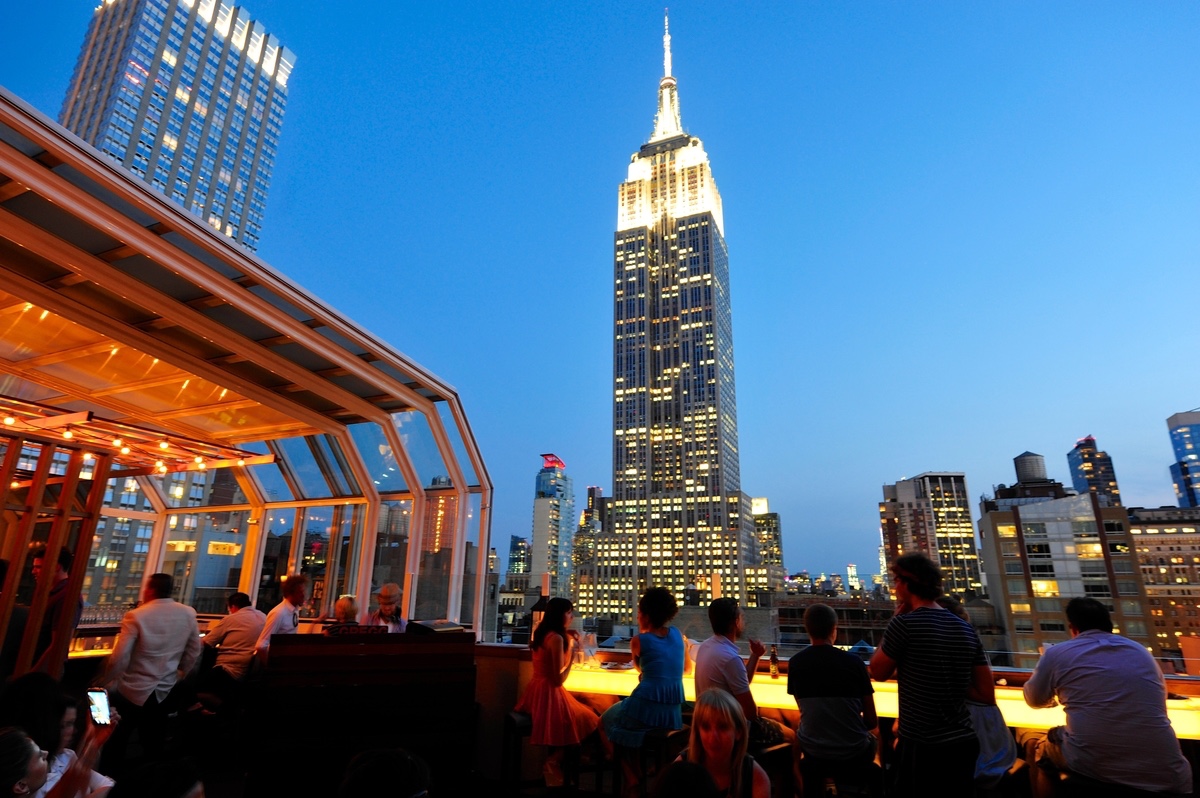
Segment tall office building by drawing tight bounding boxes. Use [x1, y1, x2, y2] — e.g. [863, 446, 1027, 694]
[507, 535, 531, 575]
[1068, 435, 1122, 507]
[60, 0, 295, 251]
[879, 472, 981, 595]
[977, 454, 1152, 667]
[1169, 411, 1200, 508]
[1128, 506, 1200, 659]
[590, 16, 757, 622]
[530, 454, 575, 597]
[751, 497, 783, 567]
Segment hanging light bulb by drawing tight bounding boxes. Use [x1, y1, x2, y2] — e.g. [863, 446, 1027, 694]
[62, 427, 73, 440]
[194, 456, 204, 464]
[197, 461, 207, 470]
[155, 460, 164, 468]
[159, 440, 169, 450]
[119, 446, 131, 455]
[82, 452, 94, 461]
[112, 438, 123, 447]
[157, 464, 168, 473]
[236, 458, 246, 467]
[3, 416, 15, 426]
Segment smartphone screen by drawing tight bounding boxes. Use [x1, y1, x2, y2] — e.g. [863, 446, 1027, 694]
[87, 689, 111, 725]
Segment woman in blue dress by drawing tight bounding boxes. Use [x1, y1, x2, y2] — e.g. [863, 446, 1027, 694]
[602, 587, 687, 792]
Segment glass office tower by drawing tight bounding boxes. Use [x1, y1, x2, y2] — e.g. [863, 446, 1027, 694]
[1170, 411, 1200, 508]
[1067, 434, 1122, 507]
[60, 0, 295, 251]
[587, 17, 755, 622]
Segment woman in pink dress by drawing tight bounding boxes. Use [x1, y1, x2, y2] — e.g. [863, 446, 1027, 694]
[515, 597, 600, 786]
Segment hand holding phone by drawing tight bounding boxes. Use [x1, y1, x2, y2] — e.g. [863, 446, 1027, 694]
[86, 688, 111, 726]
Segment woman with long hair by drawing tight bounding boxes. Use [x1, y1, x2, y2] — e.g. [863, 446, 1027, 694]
[0, 723, 113, 798]
[514, 597, 599, 787]
[686, 689, 770, 798]
[601, 587, 688, 796]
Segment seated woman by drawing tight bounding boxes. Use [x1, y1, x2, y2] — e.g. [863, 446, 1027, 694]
[601, 587, 687, 749]
[1, 722, 114, 798]
[514, 597, 600, 787]
[684, 688, 770, 798]
[323, 595, 360, 635]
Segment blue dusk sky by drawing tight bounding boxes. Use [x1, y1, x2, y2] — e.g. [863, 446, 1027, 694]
[2, 2, 1197, 578]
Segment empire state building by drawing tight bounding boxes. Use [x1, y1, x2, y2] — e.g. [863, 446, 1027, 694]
[581, 18, 761, 621]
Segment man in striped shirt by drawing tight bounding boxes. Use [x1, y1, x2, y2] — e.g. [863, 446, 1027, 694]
[869, 553, 993, 798]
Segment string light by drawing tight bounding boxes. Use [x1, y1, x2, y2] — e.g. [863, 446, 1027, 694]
[2, 416, 14, 426]
[159, 441, 169, 450]
[236, 459, 245, 467]
[119, 446, 131, 455]
[62, 428, 73, 440]
[112, 438, 122, 447]
[82, 452, 94, 461]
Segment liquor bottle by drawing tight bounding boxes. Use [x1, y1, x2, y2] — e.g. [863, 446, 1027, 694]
[769, 644, 779, 678]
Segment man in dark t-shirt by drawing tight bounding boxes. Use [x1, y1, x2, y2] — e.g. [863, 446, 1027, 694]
[869, 553, 992, 798]
[787, 603, 877, 763]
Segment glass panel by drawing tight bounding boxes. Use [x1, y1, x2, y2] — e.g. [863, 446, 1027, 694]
[370, 498, 412, 606]
[436, 401, 479, 487]
[296, 505, 355, 617]
[242, 441, 295, 501]
[274, 436, 333, 499]
[311, 434, 360, 497]
[150, 469, 247, 509]
[162, 509, 253, 613]
[391, 411, 451, 490]
[256, 507, 300, 613]
[459, 493, 482, 628]
[414, 492, 457, 620]
[103, 476, 155, 513]
[348, 422, 407, 493]
[83, 515, 153, 614]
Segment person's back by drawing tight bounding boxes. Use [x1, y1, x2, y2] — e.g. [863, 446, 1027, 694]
[1026, 630, 1191, 793]
[638, 626, 684, 686]
[115, 597, 200, 698]
[887, 607, 978, 743]
[788, 644, 874, 760]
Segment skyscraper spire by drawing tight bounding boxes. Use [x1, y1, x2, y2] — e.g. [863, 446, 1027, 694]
[650, 10, 683, 142]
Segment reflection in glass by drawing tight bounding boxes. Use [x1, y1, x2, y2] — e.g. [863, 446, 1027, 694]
[391, 411, 451, 490]
[257, 508, 299, 613]
[349, 422, 408, 493]
[311, 435, 360, 496]
[162, 509, 252, 613]
[152, 469, 247, 509]
[460, 493, 482, 629]
[414, 492, 457, 621]
[295, 505, 358, 617]
[86, 516, 153, 609]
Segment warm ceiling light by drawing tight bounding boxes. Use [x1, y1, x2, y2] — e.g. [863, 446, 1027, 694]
[197, 461, 207, 470]
[82, 452, 94, 461]
[236, 459, 246, 467]
[157, 464, 168, 473]
[155, 460, 164, 468]
[159, 440, 169, 449]
[62, 428, 74, 439]
[2, 416, 14, 426]
[194, 456, 204, 464]
[9, 481, 17, 489]
[112, 438, 123, 447]
[119, 446, 131, 455]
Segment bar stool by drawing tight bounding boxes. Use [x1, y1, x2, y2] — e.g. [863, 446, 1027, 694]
[502, 711, 534, 796]
[616, 726, 690, 798]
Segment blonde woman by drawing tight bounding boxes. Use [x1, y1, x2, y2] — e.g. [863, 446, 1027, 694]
[685, 688, 770, 798]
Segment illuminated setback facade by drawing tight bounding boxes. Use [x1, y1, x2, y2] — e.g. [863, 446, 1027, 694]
[879, 472, 981, 595]
[589, 18, 756, 622]
[1129, 506, 1200, 655]
[60, 0, 294, 251]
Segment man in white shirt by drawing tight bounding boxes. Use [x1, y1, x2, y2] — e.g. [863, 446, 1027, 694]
[255, 574, 308, 659]
[1021, 597, 1192, 796]
[694, 597, 792, 747]
[99, 572, 201, 775]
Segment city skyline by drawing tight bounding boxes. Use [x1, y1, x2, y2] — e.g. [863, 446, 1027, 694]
[2, 3, 1197, 578]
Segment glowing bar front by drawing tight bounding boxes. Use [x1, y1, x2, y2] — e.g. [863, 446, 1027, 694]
[562, 667, 1200, 740]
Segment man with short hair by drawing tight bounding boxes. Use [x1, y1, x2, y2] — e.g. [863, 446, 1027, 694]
[869, 553, 991, 798]
[30, 545, 82, 673]
[100, 572, 202, 775]
[694, 597, 792, 747]
[255, 574, 308, 654]
[365, 582, 406, 633]
[788, 604, 877, 767]
[1020, 597, 1192, 797]
[202, 591, 266, 682]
